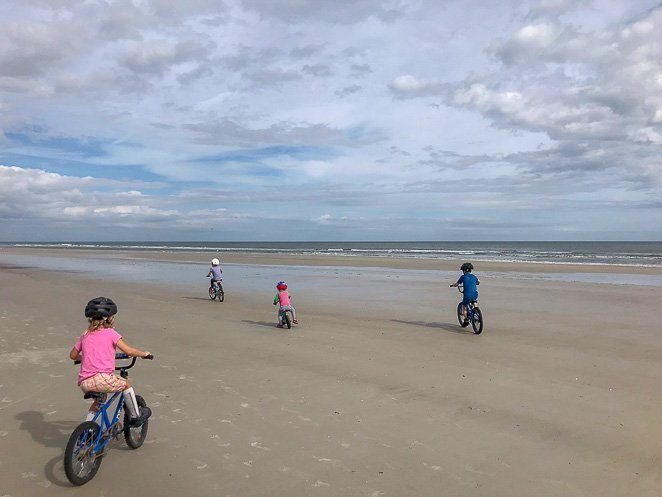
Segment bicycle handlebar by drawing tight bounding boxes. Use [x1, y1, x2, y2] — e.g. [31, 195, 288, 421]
[74, 353, 154, 365]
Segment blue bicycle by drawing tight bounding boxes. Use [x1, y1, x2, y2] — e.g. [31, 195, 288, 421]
[455, 284, 484, 334]
[64, 353, 153, 486]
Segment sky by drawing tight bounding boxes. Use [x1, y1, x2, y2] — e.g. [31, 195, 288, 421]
[0, 0, 661, 241]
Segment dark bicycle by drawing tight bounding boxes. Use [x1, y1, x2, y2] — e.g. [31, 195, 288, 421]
[455, 283, 483, 334]
[208, 279, 224, 302]
[278, 308, 294, 329]
[64, 353, 153, 485]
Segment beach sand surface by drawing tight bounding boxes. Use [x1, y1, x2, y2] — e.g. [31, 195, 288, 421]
[0, 249, 660, 496]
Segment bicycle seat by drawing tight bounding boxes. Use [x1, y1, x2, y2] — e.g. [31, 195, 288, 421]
[83, 392, 107, 401]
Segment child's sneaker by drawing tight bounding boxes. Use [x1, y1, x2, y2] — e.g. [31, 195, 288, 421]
[293, 319, 298, 325]
[128, 406, 152, 426]
[276, 324, 284, 328]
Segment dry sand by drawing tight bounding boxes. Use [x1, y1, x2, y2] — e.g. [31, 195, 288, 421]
[0, 248, 660, 496]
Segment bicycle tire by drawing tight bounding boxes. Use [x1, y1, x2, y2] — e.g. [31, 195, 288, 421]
[64, 421, 103, 486]
[124, 395, 149, 449]
[457, 303, 469, 327]
[471, 307, 483, 335]
[218, 291, 224, 302]
[283, 312, 292, 329]
[208, 286, 216, 300]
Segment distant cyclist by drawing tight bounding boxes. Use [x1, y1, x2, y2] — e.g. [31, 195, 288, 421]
[273, 281, 298, 327]
[450, 263, 480, 325]
[206, 258, 223, 289]
[69, 297, 152, 426]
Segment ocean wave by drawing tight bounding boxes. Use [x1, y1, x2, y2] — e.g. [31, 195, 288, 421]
[5, 242, 661, 267]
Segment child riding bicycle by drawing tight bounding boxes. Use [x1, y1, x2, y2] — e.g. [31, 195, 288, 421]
[450, 262, 480, 325]
[69, 297, 152, 426]
[273, 281, 298, 327]
[206, 258, 223, 291]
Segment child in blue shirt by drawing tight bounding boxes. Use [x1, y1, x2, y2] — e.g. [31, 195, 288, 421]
[450, 262, 480, 324]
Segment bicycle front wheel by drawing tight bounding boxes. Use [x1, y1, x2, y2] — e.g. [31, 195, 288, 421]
[471, 307, 483, 335]
[64, 421, 103, 486]
[124, 395, 149, 449]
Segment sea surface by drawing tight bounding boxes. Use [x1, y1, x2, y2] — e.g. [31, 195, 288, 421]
[3, 241, 662, 267]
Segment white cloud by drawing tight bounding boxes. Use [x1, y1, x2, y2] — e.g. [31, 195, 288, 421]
[1, 1, 660, 240]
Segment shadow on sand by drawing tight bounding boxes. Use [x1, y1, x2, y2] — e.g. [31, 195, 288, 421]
[15, 411, 78, 487]
[241, 320, 281, 329]
[390, 319, 470, 335]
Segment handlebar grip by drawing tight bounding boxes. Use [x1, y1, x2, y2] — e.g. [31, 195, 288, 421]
[144, 354, 154, 360]
[74, 360, 81, 365]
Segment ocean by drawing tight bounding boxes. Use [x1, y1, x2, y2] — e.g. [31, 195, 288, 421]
[3, 241, 662, 267]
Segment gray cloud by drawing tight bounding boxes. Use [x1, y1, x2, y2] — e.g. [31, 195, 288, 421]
[239, 0, 405, 24]
[242, 66, 301, 85]
[335, 85, 363, 98]
[121, 39, 215, 76]
[183, 119, 352, 147]
[302, 64, 333, 77]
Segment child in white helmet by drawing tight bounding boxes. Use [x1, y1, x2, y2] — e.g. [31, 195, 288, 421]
[206, 258, 223, 291]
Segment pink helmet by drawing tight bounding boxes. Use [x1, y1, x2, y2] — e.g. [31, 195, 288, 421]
[276, 281, 287, 291]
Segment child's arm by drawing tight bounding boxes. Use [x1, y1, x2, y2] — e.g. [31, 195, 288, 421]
[69, 347, 81, 361]
[116, 339, 151, 358]
[273, 293, 279, 306]
[206, 270, 212, 277]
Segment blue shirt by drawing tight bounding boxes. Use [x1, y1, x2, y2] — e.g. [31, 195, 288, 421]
[457, 273, 478, 300]
[210, 266, 222, 280]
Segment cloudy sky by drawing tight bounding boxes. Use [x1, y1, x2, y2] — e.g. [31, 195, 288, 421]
[1, 0, 660, 241]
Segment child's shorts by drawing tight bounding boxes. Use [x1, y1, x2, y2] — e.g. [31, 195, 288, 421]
[80, 372, 127, 393]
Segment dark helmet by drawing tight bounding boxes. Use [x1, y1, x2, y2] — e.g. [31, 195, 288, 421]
[84, 297, 117, 319]
[460, 262, 473, 273]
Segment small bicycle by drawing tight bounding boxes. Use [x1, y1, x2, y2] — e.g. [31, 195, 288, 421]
[455, 284, 483, 334]
[64, 353, 153, 486]
[278, 308, 294, 329]
[208, 279, 224, 302]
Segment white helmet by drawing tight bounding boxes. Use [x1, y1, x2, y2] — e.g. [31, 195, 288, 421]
[211, 258, 220, 266]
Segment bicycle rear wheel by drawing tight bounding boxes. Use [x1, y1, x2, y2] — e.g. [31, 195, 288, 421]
[471, 307, 483, 335]
[208, 286, 216, 300]
[64, 421, 103, 486]
[217, 283, 224, 302]
[457, 303, 469, 327]
[283, 312, 292, 329]
[124, 395, 149, 449]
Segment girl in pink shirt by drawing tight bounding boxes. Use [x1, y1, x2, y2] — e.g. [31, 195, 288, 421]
[69, 297, 152, 426]
[273, 281, 298, 327]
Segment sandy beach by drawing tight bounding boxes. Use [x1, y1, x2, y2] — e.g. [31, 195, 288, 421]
[0, 247, 660, 496]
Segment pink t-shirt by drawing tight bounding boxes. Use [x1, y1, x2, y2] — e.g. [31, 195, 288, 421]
[74, 327, 122, 385]
[278, 291, 291, 306]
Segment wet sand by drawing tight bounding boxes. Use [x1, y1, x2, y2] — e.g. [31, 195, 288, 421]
[0, 248, 660, 496]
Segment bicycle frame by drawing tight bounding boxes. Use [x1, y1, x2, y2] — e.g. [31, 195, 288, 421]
[75, 354, 136, 455]
[457, 284, 478, 319]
